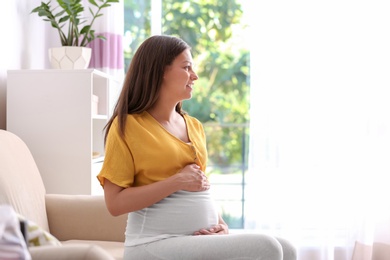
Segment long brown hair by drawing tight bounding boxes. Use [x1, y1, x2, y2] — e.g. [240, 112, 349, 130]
[104, 35, 191, 143]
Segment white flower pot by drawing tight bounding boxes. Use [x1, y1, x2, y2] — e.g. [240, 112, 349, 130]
[48, 47, 92, 69]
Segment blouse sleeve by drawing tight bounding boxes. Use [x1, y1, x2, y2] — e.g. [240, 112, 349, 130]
[96, 120, 135, 188]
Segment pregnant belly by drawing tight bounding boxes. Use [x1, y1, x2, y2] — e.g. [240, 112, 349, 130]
[126, 190, 219, 236]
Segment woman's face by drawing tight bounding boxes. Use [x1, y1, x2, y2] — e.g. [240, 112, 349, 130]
[160, 49, 199, 103]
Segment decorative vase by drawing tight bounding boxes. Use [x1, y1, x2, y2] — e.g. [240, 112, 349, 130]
[48, 47, 92, 69]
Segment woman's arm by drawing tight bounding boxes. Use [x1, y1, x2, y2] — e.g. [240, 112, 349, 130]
[104, 163, 210, 216]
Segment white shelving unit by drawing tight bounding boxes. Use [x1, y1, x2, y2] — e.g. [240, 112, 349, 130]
[6, 69, 121, 195]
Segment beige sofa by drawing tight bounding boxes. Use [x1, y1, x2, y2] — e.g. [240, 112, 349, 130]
[0, 130, 127, 259]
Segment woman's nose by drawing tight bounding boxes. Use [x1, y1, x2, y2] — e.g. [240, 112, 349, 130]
[191, 71, 199, 80]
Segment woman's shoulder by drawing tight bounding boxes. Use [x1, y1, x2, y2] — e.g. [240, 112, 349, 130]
[124, 111, 150, 124]
[110, 112, 151, 133]
[108, 112, 154, 143]
[110, 113, 143, 125]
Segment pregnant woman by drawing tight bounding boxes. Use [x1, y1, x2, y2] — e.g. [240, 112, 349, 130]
[97, 35, 296, 260]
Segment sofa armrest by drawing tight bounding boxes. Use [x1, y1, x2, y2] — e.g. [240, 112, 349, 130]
[45, 194, 127, 242]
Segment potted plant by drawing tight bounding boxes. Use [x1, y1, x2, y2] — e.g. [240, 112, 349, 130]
[31, 0, 119, 69]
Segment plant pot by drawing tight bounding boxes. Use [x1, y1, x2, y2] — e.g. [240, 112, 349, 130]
[48, 47, 92, 69]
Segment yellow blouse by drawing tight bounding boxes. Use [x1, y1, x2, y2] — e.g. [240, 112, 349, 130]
[97, 111, 207, 188]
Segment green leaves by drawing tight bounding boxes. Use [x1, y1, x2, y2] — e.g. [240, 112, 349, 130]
[31, 0, 119, 46]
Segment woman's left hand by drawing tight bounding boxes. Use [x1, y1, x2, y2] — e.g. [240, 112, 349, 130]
[193, 223, 229, 236]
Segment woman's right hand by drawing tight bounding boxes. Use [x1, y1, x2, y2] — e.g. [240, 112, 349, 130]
[174, 164, 210, 192]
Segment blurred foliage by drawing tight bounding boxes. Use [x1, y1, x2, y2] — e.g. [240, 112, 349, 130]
[221, 210, 243, 229]
[124, 0, 249, 169]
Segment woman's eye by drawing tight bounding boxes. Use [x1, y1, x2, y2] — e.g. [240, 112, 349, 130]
[184, 66, 191, 71]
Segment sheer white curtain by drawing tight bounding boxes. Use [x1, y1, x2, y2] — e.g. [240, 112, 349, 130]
[86, 0, 125, 82]
[245, 1, 390, 260]
[0, 0, 53, 129]
[85, 0, 125, 112]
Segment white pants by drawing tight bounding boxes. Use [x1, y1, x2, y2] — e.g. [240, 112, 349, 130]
[124, 233, 296, 260]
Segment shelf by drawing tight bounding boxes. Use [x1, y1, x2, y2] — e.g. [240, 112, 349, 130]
[92, 156, 105, 164]
[6, 69, 122, 195]
[92, 114, 108, 120]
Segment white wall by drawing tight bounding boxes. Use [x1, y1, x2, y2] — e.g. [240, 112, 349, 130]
[0, 0, 58, 129]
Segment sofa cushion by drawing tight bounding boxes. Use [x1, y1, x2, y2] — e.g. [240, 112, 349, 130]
[62, 240, 124, 260]
[45, 194, 127, 242]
